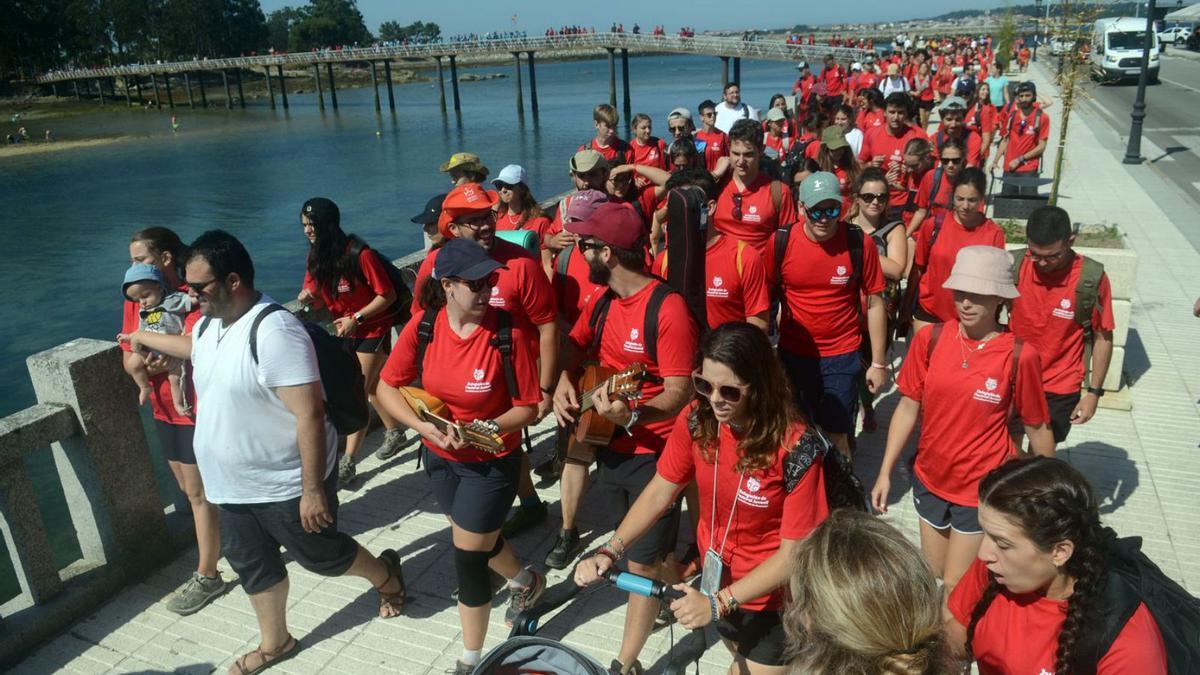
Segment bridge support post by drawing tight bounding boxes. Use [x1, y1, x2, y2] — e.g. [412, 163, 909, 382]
[607, 48, 617, 108]
[313, 64, 325, 110]
[122, 78, 130, 106]
[435, 56, 447, 113]
[184, 73, 195, 108]
[512, 52, 524, 117]
[221, 70, 232, 109]
[383, 61, 395, 111]
[197, 72, 208, 108]
[97, 79, 105, 105]
[73, 80, 81, 101]
[51, 83, 58, 98]
[325, 62, 338, 109]
[449, 55, 461, 112]
[721, 56, 729, 88]
[151, 74, 161, 109]
[620, 48, 631, 125]
[527, 51, 539, 118]
[277, 65, 288, 109]
[733, 57, 741, 85]
[235, 69, 245, 108]
[264, 68, 275, 109]
[134, 77, 143, 105]
[369, 61, 381, 112]
[164, 74, 174, 110]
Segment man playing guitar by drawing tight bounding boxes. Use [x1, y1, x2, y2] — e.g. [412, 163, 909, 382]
[552, 201, 699, 675]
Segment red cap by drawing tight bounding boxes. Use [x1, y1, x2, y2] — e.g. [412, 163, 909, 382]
[565, 201, 645, 250]
[438, 183, 498, 239]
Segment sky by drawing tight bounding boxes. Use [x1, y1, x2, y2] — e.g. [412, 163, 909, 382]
[257, 0, 1023, 37]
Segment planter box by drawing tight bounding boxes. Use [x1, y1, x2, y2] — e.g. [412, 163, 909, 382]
[992, 193, 1052, 220]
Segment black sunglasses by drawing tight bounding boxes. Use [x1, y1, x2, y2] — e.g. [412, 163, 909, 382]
[692, 372, 749, 403]
[940, 156, 965, 165]
[731, 193, 744, 221]
[451, 273, 499, 293]
[187, 277, 221, 296]
[578, 240, 606, 254]
[859, 192, 888, 204]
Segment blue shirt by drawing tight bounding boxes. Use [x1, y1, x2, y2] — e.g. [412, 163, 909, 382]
[985, 76, 1009, 107]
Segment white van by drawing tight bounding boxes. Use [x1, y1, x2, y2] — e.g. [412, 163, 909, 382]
[1092, 17, 1161, 82]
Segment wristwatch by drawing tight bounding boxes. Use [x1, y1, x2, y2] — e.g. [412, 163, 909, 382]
[623, 409, 641, 434]
[352, 311, 364, 323]
[1087, 386, 1105, 398]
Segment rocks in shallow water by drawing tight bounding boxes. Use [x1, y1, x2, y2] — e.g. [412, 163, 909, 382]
[457, 73, 508, 82]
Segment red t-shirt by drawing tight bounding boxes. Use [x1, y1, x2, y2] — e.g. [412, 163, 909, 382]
[713, 173, 798, 256]
[949, 558, 1168, 675]
[652, 235, 770, 329]
[914, 213, 1006, 322]
[495, 208, 553, 247]
[580, 137, 632, 165]
[121, 290, 200, 426]
[772, 224, 886, 357]
[695, 129, 729, 174]
[763, 133, 793, 157]
[657, 410, 828, 611]
[935, 68, 956, 95]
[413, 239, 556, 327]
[1010, 255, 1115, 395]
[898, 322, 1049, 506]
[567, 280, 699, 455]
[932, 128, 983, 167]
[858, 125, 929, 210]
[855, 72, 879, 95]
[821, 64, 847, 96]
[915, 167, 956, 215]
[857, 109, 885, 132]
[967, 103, 998, 136]
[380, 308, 541, 463]
[554, 241, 606, 327]
[630, 137, 668, 170]
[303, 246, 395, 339]
[1001, 106, 1050, 173]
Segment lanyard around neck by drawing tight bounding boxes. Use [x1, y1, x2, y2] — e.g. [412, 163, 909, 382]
[708, 424, 745, 561]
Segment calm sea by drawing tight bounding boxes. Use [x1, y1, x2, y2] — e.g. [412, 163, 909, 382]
[0, 53, 803, 598]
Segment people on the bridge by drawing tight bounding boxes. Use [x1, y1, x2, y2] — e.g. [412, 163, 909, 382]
[295, 198, 405, 483]
[992, 81, 1050, 197]
[121, 230, 407, 674]
[945, 457, 1169, 674]
[714, 82, 759, 134]
[120, 227, 222, 616]
[1009, 206, 1115, 445]
[575, 322, 828, 673]
[580, 103, 632, 165]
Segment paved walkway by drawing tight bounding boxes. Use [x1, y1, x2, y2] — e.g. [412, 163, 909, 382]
[15, 62, 1200, 674]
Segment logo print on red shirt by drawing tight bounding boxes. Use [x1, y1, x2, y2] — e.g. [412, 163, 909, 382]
[1052, 297, 1075, 320]
[973, 376, 1003, 404]
[466, 367, 492, 393]
[623, 327, 645, 354]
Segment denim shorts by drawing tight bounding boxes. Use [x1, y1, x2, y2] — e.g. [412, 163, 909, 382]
[778, 349, 862, 434]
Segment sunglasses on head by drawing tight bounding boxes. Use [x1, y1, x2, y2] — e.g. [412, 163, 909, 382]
[452, 273, 499, 293]
[859, 192, 888, 204]
[692, 372, 749, 403]
[731, 193, 744, 220]
[806, 204, 842, 221]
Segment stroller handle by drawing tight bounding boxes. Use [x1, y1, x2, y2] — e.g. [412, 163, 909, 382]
[604, 569, 687, 602]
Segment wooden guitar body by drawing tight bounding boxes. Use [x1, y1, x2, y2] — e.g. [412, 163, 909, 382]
[574, 365, 620, 446]
[398, 386, 503, 454]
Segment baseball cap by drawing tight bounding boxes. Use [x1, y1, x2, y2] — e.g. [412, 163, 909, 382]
[820, 126, 849, 151]
[942, 246, 1019, 299]
[796, 61, 809, 70]
[766, 108, 787, 122]
[492, 164, 528, 188]
[939, 95, 968, 111]
[1017, 81, 1037, 95]
[850, 62, 863, 71]
[439, 151, 489, 177]
[799, 171, 842, 207]
[437, 183, 499, 239]
[123, 263, 164, 300]
[432, 238, 506, 281]
[410, 193, 448, 225]
[570, 149, 608, 174]
[667, 107, 692, 122]
[565, 201, 644, 250]
[301, 197, 339, 228]
[562, 189, 609, 222]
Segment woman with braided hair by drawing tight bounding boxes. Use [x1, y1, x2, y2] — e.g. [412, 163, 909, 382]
[945, 456, 1167, 674]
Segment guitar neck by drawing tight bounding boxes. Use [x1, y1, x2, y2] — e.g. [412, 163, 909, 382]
[577, 380, 609, 414]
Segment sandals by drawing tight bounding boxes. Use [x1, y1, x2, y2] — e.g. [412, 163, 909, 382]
[376, 549, 406, 618]
[230, 635, 300, 675]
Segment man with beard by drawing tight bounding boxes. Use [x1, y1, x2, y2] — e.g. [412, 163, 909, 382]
[714, 82, 759, 134]
[552, 202, 699, 675]
[991, 81, 1049, 196]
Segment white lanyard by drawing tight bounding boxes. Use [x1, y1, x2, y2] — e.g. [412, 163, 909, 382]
[708, 425, 744, 562]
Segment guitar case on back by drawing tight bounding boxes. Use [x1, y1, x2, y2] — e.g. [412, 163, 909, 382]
[664, 185, 709, 330]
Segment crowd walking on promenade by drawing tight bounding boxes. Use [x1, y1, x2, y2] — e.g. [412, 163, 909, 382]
[113, 31, 1199, 675]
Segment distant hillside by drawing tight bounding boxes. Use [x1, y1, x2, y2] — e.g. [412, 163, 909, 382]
[925, 2, 1142, 21]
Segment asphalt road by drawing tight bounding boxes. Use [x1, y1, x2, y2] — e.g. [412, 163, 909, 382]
[1074, 46, 1200, 209]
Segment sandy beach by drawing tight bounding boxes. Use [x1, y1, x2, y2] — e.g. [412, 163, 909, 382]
[0, 135, 129, 159]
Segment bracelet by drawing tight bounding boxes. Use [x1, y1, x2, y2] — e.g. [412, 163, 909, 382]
[352, 311, 364, 323]
[609, 534, 627, 557]
[540, 385, 554, 396]
[1087, 386, 1105, 397]
[708, 593, 722, 623]
[719, 588, 741, 615]
[870, 362, 887, 370]
[595, 546, 620, 563]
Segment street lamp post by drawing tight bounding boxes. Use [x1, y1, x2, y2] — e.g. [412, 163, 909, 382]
[1123, 0, 1157, 164]
[1034, 0, 1043, 61]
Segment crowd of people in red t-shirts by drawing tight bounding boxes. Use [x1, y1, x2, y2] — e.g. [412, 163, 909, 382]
[113, 31, 1185, 675]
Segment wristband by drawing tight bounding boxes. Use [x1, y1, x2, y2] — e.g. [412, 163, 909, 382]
[870, 362, 887, 370]
[1087, 386, 1105, 398]
[540, 385, 554, 396]
[708, 593, 722, 623]
[595, 546, 620, 563]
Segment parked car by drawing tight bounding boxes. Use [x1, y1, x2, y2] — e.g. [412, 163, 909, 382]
[1158, 26, 1192, 44]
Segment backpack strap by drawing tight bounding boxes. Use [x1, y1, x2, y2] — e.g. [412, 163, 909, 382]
[926, 322, 944, 365]
[935, 130, 945, 152]
[928, 211, 947, 257]
[414, 307, 439, 385]
[1075, 256, 1105, 337]
[783, 426, 831, 493]
[643, 283, 673, 364]
[773, 227, 791, 282]
[249, 304, 289, 365]
[587, 290, 615, 358]
[197, 316, 212, 339]
[929, 164, 945, 208]
[489, 310, 518, 400]
[770, 179, 783, 217]
[1010, 337, 1024, 404]
[555, 242, 575, 278]
[846, 224, 864, 292]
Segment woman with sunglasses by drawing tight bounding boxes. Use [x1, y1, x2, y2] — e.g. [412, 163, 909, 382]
[575, 323, 829, 674]
[849, 168, 907, 433]
[375, 238, 545, 675]
[906, 137, 968, 238]
[295, 197, 404, 484]
[492, 164, 552, 273]
[905, 167, 1005, 337]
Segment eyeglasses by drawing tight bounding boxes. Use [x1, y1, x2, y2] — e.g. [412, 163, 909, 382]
[1029, 249, 1069, 264]
[577, 240, 606, 254]
[692, 372, 749, 403]
[494, 182, 514, 191]
[806, 205, 842, 221]
[859, 192, 888, 204]
[187, 277, 221, 296]
[456, 212, 496, 229]
[668, 125, 688, 134]
[940, 156, 965, 165]
[731, 193, 744, 220]
[700, 110, 715, 118]
[452, 273, 500, 293]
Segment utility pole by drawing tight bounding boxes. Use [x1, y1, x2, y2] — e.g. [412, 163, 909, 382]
[1123, 0, 1157, 164]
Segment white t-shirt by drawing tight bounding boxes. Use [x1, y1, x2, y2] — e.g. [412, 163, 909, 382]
[845, 127, 865, 157]
[714, 101, 759, 134]
[191, 296, 337, 504]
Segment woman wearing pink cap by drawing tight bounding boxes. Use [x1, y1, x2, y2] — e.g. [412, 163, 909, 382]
[871, 245, 1054, 599]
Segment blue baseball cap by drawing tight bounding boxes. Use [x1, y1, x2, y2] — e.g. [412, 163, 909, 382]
[122, 263, 163, 300]
[433, 239, 506, 281]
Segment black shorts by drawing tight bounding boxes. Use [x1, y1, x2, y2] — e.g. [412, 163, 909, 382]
[154, 419, 197, 464]
[917, 98, 936, 111]
[1045, 391, 1082, 443]
[597, 450, 680, 566]
[910, 471, 981, 534]
[716, 609, 788, 666]
[347, 334, 392, 354]
[913, 301, 940, 324]
[218, 470, 358, 595]
[424, 450, 520, 534]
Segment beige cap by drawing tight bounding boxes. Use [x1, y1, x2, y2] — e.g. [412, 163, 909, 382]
[570, 149, 608, 173]
[766, 107, 787, 122]
[942, 246, 1020, 299]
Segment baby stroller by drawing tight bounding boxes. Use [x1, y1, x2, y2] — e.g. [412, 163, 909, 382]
[474, 570, 709, 674]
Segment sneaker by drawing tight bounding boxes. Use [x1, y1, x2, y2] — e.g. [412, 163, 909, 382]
[445, 661, 475, 675]
[374, 428, 407, 460]
[543, 528, 581, 570]
[166, 571, 225, 615]
[451, 568, 506, 601]
[337, 453, 356, 486]
[504, 568, 546, 626]
[501, 501, 548, 538]
[608, 658, 645, 675]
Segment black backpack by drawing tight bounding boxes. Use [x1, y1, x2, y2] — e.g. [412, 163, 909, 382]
[586, 284, 676, 363]
[772, 223, 866, 323]
[782, 425, 869, 512]
[348, 236, 414, 327]
[198, 304, 369, 436]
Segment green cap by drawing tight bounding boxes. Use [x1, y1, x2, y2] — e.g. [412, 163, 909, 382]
[800, 171, 843, 207]
[820, 126, 849, 151]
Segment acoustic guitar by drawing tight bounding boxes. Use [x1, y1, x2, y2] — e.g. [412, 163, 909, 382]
[572, 362, 658, 446]
[398, 387, 505, 454]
